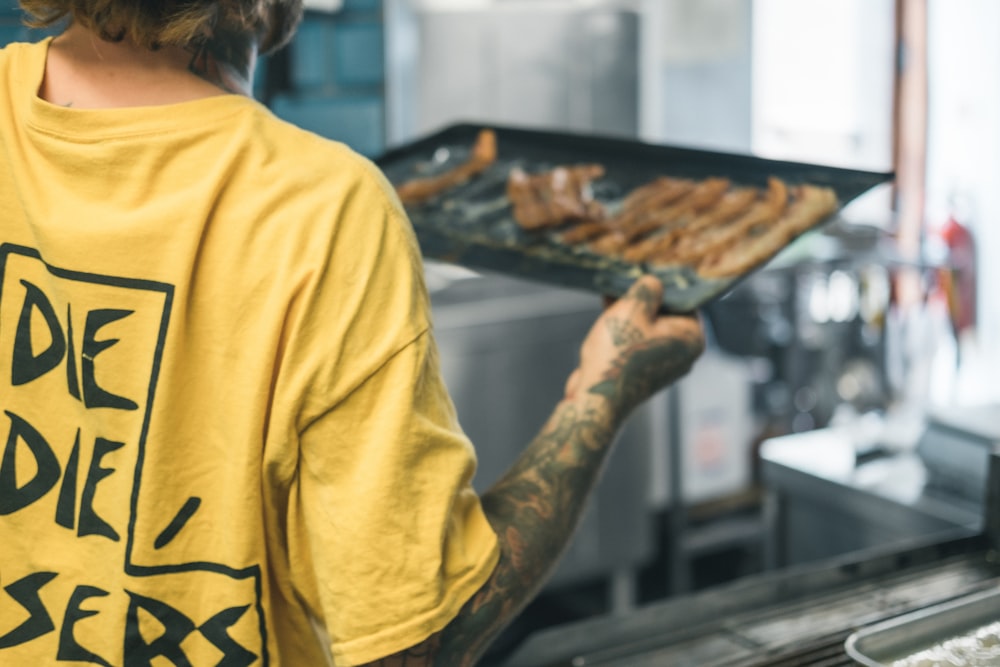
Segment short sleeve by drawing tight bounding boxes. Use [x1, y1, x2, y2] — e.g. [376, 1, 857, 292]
[268, 153, 499, 665]
[287, 330, 500, 665]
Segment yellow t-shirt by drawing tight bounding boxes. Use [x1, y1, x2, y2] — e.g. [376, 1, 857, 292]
[0, 39, 498, 666]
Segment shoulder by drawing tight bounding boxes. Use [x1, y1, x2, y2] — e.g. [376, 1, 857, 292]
[234, 103, 408, 233]
[246, 104, 394, 195]
[0, 40, 40, 84]
[230, 103, 426, 309]
[0, 39, 31, 60]
[197, 100, 423, 319]
[247, 119, 433, 416]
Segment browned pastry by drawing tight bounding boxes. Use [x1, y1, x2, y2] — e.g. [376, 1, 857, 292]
[623, 187, 757, 263]
[628, 178, 729, 237]
[681, 187, 759, 237]
[605, 179, 697, 236]
[619, 177, 697, 217]
[697, 184, 837, 278]
[557, 177, 686, 243]
[620, 176, 681, 211]
[507, 164, 607, 230]
[546, 168, 837, 280]
[588, 178, 730, 257]
[560, 219, 612, 245]
[396, 129, 498, 205]
[587, 229, 628, 256]
[659, 177, 789, 266]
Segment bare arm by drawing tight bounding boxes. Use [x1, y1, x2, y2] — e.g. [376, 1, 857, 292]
[362, 275, 704, 667]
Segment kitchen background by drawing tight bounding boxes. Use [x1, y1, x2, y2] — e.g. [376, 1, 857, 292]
[3, 1, 999, 664]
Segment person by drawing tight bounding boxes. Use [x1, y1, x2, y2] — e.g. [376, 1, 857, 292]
[0, 1, 704, 665]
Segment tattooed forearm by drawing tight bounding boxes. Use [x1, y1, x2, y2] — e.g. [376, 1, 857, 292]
[423, 277, 702, 667]
[588, 334, 700, 419]
[355, 401, 618, 667]
[435, 397, 619, 666]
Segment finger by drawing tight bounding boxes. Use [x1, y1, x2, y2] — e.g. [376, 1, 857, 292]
[651, 313, 705, 350]
[624, 274, 664, 320]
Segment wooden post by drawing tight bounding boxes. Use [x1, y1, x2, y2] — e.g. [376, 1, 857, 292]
[893, 0, 928, 308]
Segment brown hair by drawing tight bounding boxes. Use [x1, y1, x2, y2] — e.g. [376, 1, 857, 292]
[18, 0, 303, 54]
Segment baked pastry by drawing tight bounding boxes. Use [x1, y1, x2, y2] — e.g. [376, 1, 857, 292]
[506, 164, 606, 230]
[395, 129, 498, 205]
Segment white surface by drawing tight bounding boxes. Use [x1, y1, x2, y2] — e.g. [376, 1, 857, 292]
[751, 0, 895, 173]
[892, 621, 1000, 667]
[657, 0, 748, 65]
[638, 0, 752, 152]
[760, 428, 857, 482]
[393, 3, 639, 140]
[926, 0, 1000, 358]
[303, 0, 343, 11]
[679, 352, 755, 503]
[648, 351, 755, 507]
[760, 422, 930, 506]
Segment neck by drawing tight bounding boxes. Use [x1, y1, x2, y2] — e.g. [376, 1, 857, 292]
[186, 28, 259, 97]
[43, 23, 258, 108]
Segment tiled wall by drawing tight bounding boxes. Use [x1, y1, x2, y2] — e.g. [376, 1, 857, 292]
[0, 1, 387, 157]
[265, 2, 386, 156]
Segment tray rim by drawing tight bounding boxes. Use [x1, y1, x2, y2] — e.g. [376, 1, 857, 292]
[844, 586, 1000, 666]
[377, 120, 897, 191]
[377, 121, 897, 312]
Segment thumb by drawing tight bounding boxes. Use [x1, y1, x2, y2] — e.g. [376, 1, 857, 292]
[623, 274, 664, 320]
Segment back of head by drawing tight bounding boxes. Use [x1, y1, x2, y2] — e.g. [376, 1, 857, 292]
[18, 0, 304, 54]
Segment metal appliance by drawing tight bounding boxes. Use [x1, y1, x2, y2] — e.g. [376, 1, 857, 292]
[498, 446, 1000, 666]
[762, 404, 997, 569]
[917, 404, 1000, 511]
[384, 0, 640, 145]
[703, 219, 900, 437]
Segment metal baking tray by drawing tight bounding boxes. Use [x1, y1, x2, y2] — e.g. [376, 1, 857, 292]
[376, 122, 894, 312]
[845, 586, 1000, 666]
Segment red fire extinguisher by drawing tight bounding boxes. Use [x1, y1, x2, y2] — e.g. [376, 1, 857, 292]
[937, 202, 977, 336]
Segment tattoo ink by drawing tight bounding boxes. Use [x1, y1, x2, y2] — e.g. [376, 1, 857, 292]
[187, 26, 256, 96]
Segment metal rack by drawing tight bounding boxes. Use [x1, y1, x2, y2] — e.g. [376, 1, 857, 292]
[501, 447, 1000, 667]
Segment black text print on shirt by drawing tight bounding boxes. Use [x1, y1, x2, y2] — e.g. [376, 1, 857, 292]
[0, 244, 268, 666]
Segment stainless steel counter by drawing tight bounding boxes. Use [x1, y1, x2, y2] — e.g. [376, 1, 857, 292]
[760, 421, 984, 569]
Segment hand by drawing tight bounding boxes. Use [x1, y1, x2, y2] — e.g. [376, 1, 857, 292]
[565, 275, 705, 421]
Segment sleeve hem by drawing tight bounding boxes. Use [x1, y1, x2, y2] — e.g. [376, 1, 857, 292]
[328, 521, 500, 666]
